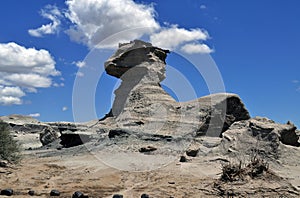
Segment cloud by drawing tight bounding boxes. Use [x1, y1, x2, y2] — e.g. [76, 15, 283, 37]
[4, 74, 52, 88]
[28, 5, 62, 37]
[65, 0, 160, 48]
[0, 86, 25, 105]
[181, 43, 213, 54]
[76, 72, 84, 77]
[291, 80, 300, 92]
[62, 106, 68, 111]
[73, 61, 86, 68]
[28, 113, 41, 118]
[0, 96, 22, 106]
[0, 86, 25, 97]
[32, 0, 213, 53]
[0, 42, 59, 105]
[53, 82, 65, 87]
[0, 42, 59, 76]
[200, 5, 207, 9]
[150, 25, 210, 50]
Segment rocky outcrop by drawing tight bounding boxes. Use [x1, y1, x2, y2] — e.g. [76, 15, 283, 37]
[248, 118, 299, 146]
[105, 40, 176, 124]
[39, 127, 60, 146]
[220, 117, 299, 160]
[0, 115, 49, 133]
[0, 115, 94, 149]
[103, 40, 250, 137]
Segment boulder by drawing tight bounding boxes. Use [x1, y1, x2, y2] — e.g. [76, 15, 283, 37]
[0, 189, 13, 196]
[40, 127, 60, 146]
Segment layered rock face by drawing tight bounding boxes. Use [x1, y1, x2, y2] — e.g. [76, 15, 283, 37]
[219, 117, 300, 161]
[104, 40, 250, 137]
[0, 115, 94, 149]
[105, 40, 175, 126]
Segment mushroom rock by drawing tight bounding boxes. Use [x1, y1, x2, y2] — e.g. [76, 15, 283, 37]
[104, 40, 250, 137]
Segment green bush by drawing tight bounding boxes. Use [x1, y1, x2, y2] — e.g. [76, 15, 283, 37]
[0, 121, 21, 163]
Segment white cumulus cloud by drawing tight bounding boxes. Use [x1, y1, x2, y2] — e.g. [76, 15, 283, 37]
[28, 5, 63, 37]
[31, 0, 213, 54]
[0, 86, 25, 105]
[150, 25, 209, 50]
[0, 42, 59, 76]
[62, 106, 68, 111]
[4, 74, 52, 88]
[181, 43, 213, 54]
[65, 0, 160, 48]
[0, 42, 59, 105]
[0, 96, 22, 106]
[0, 86, 25, 97]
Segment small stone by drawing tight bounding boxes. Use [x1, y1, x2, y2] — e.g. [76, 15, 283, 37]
[72, 191, 86, 198]
[28, 190, 35, 196]
[186, 147, 199, 157]
[50, 189, 60, 196]
[139, 146, 157, 153]
[179, 155, 187, 162]
[112, 194, 123, 198]
[141, 194, 150, 198]
[0, 160, 8, 167]
[0, 189, 13, 196]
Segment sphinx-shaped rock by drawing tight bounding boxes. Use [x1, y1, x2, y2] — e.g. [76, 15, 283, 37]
[104, 40, 250, 137]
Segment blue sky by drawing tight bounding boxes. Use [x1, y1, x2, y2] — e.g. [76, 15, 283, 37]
[0, 0, 299, 127]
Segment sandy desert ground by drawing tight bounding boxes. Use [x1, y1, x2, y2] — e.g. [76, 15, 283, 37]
[1, 146, 299, 198]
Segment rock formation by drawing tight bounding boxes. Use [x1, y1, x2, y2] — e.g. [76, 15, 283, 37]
[220, 117, 300, 159]
[1, 40, 298, 155]
[103, 40, 250, 137]
[1, 40, 300, 196]
[0, 115, 95, 149]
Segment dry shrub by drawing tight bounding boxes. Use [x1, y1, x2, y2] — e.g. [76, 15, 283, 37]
[220, 154, 269, 182]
